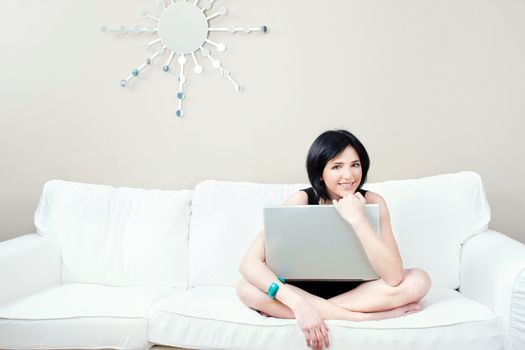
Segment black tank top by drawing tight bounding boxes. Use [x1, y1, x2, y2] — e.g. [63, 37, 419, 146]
[300, 187, 368, 205]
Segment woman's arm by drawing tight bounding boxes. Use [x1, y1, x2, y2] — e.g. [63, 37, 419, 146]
[239, 230, 303, 308]
[238, 191, 309, 308]
[334, 191, 404, 286]
[239, 191, 332, 348]
[239, 226, 331, 349]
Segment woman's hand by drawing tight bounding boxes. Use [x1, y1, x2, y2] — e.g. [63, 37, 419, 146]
[291, 298, 330, 349]
[332, 192, 367, 226]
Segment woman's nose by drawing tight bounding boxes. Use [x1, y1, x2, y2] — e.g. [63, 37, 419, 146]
[342, 168, 353, 180]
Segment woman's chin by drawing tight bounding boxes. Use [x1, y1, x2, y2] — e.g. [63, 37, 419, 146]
[335, 188, 355, 197]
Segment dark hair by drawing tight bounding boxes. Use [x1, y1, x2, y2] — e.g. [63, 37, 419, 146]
[306, 130, 370, 201]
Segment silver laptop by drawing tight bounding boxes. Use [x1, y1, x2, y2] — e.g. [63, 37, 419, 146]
[263, 204, 380, 281]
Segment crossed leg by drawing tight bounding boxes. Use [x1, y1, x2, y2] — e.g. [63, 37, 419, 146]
[328, 268, 431, 312]
[236, 268, 430, 321]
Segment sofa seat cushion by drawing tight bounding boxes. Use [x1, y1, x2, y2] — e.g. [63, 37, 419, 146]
[148, 286, 505, 350]
[0, 283, 177, 350]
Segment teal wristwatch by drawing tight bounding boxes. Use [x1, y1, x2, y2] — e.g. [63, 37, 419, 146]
[267, 282, 279, 299]
[267, 277, 286, 299]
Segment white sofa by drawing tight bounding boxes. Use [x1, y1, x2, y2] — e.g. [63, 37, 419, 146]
[0, 171, 524, 350]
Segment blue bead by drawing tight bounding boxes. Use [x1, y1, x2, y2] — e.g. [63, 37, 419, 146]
[176, 92, 185, 100]
[176, 109, 183, 118]
[132, 69, 139, 76]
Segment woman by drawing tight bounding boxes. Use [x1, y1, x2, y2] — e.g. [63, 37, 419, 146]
[237, 130, 431, 350]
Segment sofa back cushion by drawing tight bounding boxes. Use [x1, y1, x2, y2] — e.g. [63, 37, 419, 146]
[34, 180, 192, 287]
[365, 171, 490, 289]
[188, 172, 490, 289]
[188, 181, 306, 288]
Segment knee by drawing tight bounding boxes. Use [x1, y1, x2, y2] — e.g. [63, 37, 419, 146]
[236, 278, 265, 309]
[236, 278, 251, 303]
[405, 268, 431, 301]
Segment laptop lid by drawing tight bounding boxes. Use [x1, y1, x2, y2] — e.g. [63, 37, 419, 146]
[263, 204, 380, 281]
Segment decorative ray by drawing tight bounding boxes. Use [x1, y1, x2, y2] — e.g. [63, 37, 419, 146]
[142, 10, 160, 21]
[176, 54, 187, 118]
[206, 7, 228, 21]
[190, 52, 203, 74]
[163, 51, 176, 73]
[101, 25, 158, 34]
[120, 47, 166, 87]
[221, 69, 243, 92]
[200, 0, 216, 11]
[205, 39, 226, 52]
[200, 47, 242, 92]
[209, 26, 268, 34]
[143, 38, 162, 50]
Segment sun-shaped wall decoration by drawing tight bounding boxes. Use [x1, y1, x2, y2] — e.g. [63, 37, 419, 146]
[101, 0, 268, 118]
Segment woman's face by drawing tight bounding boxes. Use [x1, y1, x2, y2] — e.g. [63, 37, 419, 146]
[321, 146, 362, 200]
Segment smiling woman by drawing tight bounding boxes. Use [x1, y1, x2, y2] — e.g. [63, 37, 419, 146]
[306, 130, 370, 204]
[237, 129, 431, 350]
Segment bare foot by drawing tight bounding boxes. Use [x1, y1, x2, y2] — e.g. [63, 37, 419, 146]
[362, 302, 421, 321]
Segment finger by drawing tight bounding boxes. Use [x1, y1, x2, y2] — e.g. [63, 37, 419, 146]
[321, 324, 330, 348]
[303, 330, 311, 347]
[355, 192, 366, 202]
[309, 329, 319, 348]
[314, 328, 324, 349]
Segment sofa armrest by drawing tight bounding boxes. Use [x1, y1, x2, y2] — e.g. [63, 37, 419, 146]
[460, 229, 525, 350]
[0, 233, 61, 304]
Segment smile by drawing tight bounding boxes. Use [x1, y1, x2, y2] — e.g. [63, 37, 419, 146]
[338, 182, 355, 189]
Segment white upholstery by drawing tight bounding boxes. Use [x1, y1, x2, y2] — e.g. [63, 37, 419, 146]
[366, 171, 490, 288]
[188, 180, 307, 287]
[0, 283, 177, 350]
[460, 230, 525, 349]
[148, 286, 504, 350]
[188, 172, 490, 289]
[0, 173, 521, 349]
[0, 234, 60, 304]
[34, 180, 192, 287]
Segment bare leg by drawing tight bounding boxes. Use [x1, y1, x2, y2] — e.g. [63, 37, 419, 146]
[237, 278, 421, 321]
[328, 268, 431, 312]
[285, 284, 421, 320]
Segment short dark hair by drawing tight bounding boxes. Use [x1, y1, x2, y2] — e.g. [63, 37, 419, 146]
[306, 130, 370, 201]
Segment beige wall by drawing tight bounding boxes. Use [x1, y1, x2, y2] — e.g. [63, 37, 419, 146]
[1, 0, 524, 243]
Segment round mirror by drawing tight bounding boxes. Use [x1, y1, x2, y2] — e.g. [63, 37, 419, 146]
[158, 2, 209, 54]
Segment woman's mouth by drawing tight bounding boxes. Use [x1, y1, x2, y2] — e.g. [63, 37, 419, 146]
[338, 182, 355, 190]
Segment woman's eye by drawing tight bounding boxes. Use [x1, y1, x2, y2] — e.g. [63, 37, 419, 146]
[352, 163, 360, 168]
[332, 165, 341, 170]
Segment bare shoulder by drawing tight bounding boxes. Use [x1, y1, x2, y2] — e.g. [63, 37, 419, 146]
[364, 191, 392, 221]
[283, 190, 309, 206]
[364, 191, 386, 205]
